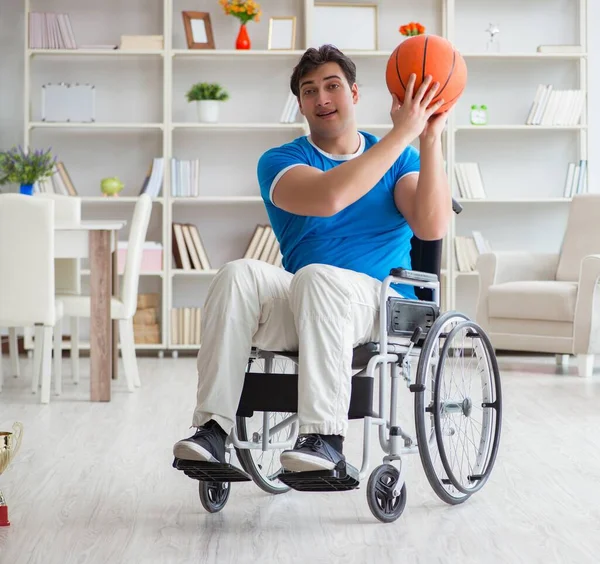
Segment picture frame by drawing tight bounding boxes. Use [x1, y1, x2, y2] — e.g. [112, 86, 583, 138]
[312, 3, 378, 51]
[182, 11, 215, 49]
[268, 16, 297, 50]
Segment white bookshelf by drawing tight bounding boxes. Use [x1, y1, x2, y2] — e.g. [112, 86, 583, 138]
[22, 0, 590, 353]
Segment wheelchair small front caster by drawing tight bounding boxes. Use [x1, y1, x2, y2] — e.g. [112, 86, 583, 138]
[199, 480, 230, 513]
[366, 464, 407, 523]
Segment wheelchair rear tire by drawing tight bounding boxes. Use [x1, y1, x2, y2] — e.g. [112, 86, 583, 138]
[414, 311, 472, 506]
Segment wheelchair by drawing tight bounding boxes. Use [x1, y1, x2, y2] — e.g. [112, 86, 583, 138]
[173, 200, 503, 523]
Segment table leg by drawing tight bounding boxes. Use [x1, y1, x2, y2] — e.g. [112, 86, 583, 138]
[112, 247, 119, 380]
[89, 230, 112, 401]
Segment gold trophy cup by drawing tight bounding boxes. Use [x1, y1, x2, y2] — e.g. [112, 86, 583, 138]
[0, 422, 23, 527]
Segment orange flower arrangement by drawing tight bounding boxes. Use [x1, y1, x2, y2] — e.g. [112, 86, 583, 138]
[219, 0, 262, 24]
[399, 21, 425, 36]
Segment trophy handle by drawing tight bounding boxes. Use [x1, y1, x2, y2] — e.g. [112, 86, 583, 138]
[11, 422, 23, 458]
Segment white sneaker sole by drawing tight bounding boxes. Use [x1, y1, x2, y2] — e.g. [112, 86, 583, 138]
[280, 452, 337, 472]
[173, 440, 218, 463]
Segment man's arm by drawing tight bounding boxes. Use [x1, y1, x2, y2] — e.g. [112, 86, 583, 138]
[271, 74, 445, 218]
[393, 134, 451, 241]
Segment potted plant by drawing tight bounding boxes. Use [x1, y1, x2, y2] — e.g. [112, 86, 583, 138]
[0, 146, 56, 195]
[186, 82, 230, 123]
[399, 21, 426, 37]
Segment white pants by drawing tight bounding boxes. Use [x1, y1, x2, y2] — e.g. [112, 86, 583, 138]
[192, 259, 392, 437]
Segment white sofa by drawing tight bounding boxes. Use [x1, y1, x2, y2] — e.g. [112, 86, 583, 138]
[476, 193, 600, 378]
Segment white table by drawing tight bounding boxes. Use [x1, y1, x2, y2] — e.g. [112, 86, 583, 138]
[55, 220, 126, 401]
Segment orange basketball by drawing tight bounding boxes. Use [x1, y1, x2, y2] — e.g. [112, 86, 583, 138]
[385, 34, 467, 115]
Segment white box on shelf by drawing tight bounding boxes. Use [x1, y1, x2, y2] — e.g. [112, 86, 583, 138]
[41, 83, 96, 122]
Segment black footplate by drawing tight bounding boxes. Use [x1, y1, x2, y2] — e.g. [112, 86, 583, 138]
[172, 458, 252, 483]
[277, 463, 360, 492]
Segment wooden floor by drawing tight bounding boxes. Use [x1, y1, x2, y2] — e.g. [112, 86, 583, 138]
[0, 352, 599, 564]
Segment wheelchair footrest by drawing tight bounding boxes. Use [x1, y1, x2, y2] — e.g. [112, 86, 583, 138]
[172, 458, 252, 483]
[278, 463, 360, 492]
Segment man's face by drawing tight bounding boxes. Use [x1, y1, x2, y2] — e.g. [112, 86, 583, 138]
[297, 62, 358, 138]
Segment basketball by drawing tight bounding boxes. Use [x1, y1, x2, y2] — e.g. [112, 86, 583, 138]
[385, 34, 467, 115]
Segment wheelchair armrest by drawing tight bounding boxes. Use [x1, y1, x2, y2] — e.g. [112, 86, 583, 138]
[389, 267, 438, 283]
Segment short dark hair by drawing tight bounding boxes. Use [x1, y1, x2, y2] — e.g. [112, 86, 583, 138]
[290, 44, 357, 98]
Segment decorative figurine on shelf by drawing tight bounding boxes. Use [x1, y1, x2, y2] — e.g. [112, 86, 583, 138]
[399, 21, 426, 38]
[186, 82, 230, 123]
[470, 104, 488, 125]
[485, 23, 500, 52]
[101, 176, 125, 197]
[0, 146, 55, 195]
[219, 0, 262, 50]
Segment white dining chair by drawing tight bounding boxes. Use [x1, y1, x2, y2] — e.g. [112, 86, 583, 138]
[0, 194, 64, 403]
[34, 193, 82, 386]
[57, 194, 152, 392]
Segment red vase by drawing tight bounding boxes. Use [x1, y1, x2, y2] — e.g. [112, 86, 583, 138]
[235, 23, 251, 49]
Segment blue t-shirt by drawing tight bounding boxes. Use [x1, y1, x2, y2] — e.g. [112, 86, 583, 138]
[256, 131, 420, 299]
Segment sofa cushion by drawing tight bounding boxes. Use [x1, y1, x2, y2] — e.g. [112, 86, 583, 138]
[488, 281, 578, 322]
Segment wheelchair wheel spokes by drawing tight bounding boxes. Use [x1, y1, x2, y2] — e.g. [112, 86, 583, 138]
[434, 320, 502, 495]
[414, 311, 472, 505]
[235, 355, 299, 495]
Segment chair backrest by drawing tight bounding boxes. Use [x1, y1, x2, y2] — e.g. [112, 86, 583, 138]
[121, 194, 152, 318]
[410, 237, 443, 301]
[0, 194, 56, 326]
[556, 194, 600, 282]
[34, 193, 82, 294]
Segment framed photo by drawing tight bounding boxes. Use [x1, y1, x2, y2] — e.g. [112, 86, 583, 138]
[312, 3, 378, 51]
[182, 11, 215, 49]
[268, 16, 297, 50]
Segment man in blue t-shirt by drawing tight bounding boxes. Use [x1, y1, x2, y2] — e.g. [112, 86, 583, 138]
[173, 45, 451, 477]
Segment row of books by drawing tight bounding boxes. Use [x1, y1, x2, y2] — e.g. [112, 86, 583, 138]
[172, 222, 212, 270]
[170, 158, 200, 197]
[562, 159, 587, 198]
[33, 162, 78, 196]
[171, 307, 201, 346]
[454, 163, 486, 199]
[139, 158, 164, 198]
[280, 93, 300, 124]
[244, 224, 283, 267]
[29, 12, 77, 50]
[525, 85, 585, 126]
[455, 231, 492, 273]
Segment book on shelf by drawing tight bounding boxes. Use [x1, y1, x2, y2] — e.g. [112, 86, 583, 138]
[280, 93, 300, 124]
[525, 84, 585, 126]
[563, 159, 587, 198]
[138, 158, 164, 198]
[243, 224, 283, 267]
[28, 12, 77, 49]
[33, 162, 78, 196]
[171, 307, 201, 346]
[454, 162, 486, 199]
[171, 158, 200, 197]
[454, 231, 492, 274]
[172, 222, 212, 271]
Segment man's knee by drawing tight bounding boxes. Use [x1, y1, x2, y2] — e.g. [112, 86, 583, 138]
[214, 258, 260, 283]
[290, 264, 344, 297]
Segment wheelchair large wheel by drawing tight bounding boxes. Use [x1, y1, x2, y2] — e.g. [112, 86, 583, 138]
[433, 319, 502, 495]
[235, 353, 299, 495]
[414, 311, 472, 505]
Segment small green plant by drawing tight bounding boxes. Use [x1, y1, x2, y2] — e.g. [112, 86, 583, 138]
[0, 146, 56, 185]
[185, 82, 229, 102]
